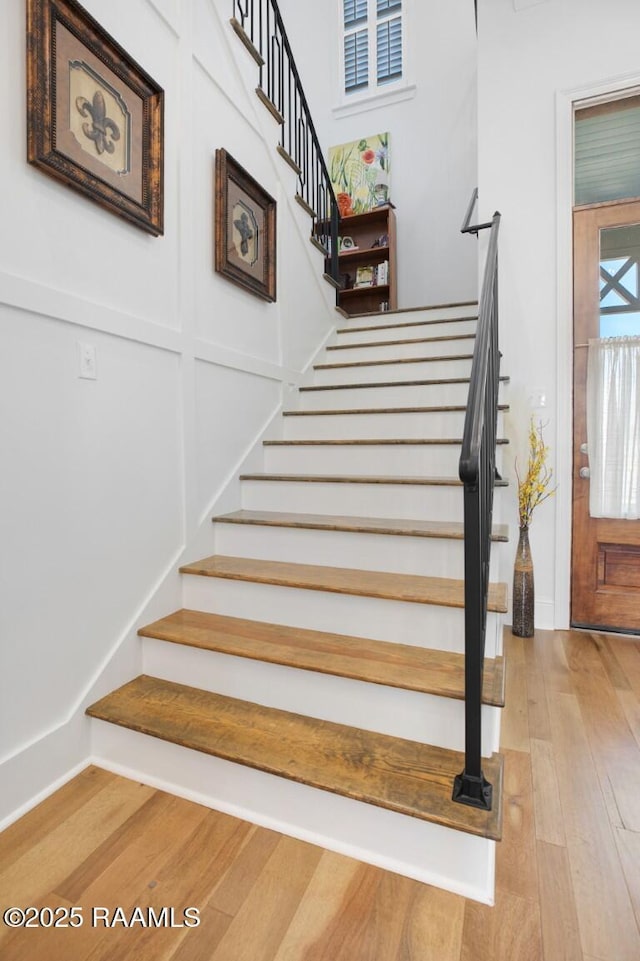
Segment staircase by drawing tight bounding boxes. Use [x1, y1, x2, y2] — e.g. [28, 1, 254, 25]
[87, 301, 510, 903]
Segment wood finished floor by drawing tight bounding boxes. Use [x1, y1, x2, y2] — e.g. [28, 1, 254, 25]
[1, 628, 639, 960]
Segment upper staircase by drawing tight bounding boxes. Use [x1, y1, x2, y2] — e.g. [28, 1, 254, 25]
[88, 301, 510, 903]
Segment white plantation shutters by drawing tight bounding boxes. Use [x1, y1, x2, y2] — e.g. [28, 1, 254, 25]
[344, 30, 369, 91]
[343, 0, 403, 95]
[344, 0, 368, 25]
[377, 16, 402, 84]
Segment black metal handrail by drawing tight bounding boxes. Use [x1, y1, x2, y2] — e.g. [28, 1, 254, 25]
[232, 0, 339, 283]
[453, 192, 501, 810]
[461, 187, 494, 236]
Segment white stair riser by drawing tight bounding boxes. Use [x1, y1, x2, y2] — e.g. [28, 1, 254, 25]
[314, 357, 472, 386]
[283, 410, 504, 441]
[181, 576, 503, 658]
[142, 638, 500, 755]
[241, 477, 465, 519]
[91, 723, 496, 903]
[214, 521, 504, 581]
[263, 442, 505, 476]
[241, 478, 510, 529]
[334, 318, 477, 345]
[325, 338, 475, 363]
[298, 382, 474, 410]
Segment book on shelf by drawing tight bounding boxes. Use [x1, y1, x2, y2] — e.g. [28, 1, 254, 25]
[376, 260, 389, 285]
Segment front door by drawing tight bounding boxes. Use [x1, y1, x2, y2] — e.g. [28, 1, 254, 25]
[572, 200, 640, 632]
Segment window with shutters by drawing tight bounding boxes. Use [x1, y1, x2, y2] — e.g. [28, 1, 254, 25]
[343, 0, 403, 97]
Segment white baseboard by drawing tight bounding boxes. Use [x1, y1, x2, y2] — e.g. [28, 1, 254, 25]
[0, 713, 91, 831]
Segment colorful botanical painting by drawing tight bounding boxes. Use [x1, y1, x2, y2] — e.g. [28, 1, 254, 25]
[329, 132, 390, 216]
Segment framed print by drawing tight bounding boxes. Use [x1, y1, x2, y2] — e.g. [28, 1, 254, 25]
[27, 0, 164, 235]
[215, 149, 276, 302]
[355, 265, 374, 288]
[329, 132, 390, 216]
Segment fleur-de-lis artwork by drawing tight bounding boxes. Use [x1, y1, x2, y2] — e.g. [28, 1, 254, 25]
[232, 202, 258, 266]
[75, 90, 120, 156]
[234, 211, 254, 256]
[27, 0, 163, 234]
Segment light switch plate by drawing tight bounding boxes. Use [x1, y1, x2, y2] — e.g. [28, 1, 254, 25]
[78, 342, 97, 380]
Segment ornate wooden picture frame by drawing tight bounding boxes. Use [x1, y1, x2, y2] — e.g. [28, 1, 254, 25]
[215, 149, 276, 302]
[27, 0, 164, 235]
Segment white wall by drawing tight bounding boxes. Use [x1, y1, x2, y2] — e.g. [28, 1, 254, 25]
[477, 0, 640, 627]
[0, 0, 335, 823]
[278, 0, 479, 308]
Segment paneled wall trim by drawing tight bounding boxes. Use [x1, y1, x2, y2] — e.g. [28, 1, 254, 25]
[0, 0, 335, 825]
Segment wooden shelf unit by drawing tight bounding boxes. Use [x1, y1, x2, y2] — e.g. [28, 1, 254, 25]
[337, 205, 397, 316]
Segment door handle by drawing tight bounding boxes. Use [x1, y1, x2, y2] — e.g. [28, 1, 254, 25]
[579, 466, 591, 479]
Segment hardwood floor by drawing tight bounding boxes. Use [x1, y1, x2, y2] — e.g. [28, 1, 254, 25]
[1, 628, 639, 960]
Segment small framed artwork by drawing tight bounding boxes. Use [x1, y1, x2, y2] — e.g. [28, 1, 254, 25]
[355, 265, 375, 288]
[215, 149, 276, 302]
[27, 0, 164, 235]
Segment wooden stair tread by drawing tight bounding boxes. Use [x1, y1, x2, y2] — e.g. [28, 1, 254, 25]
[139, 609, 506, 706]
[179, 555, 509, 612]
[240, 472, 509, 488]
[264, 438, 509, 446]
[300, 376, 510, 392]
[327, 333, 476, 351]
[86, 675, 503, 839]
[283, 405, 509, 416]
[256, 87, 284, 124]
[346, 300, 478, 319]
[213, 508, 509, 542]
[315, 354, 474, 371]
[240, 471, 463, 485]
[336, 316, 477, 336]
[230, 17, 264, 66]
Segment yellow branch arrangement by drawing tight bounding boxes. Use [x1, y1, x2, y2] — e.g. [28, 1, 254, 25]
[516, 419, 556, 528]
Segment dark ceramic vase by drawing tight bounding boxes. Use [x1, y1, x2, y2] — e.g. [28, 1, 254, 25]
[512, 525, 534, 637]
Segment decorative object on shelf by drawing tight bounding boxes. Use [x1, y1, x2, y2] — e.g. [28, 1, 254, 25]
[329, 132, 390, 215]
[214, 148, 276, 302]
[336, 192, 354, 218]
[339, 236, 357, 251]
[513, 419, 557, 637]
[26, 0, 164, 235]
[372, 233, 389, 249]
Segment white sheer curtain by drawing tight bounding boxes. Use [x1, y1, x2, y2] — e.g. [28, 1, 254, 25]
[587, 336, 640, 519]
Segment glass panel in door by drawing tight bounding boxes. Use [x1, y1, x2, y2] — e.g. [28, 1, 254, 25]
[600, 223, 640, 336]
